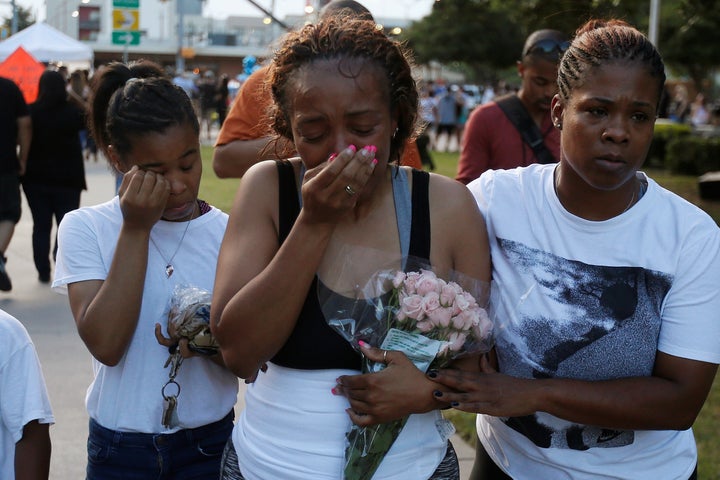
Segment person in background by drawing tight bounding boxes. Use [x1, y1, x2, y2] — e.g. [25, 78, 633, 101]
[417, 85, 437, 170]
[216, 73, 230, 128]
[210, 17, 490, 480]
[668, 84, 691, 123]
[0, 308, 54, 480]
[67, 70, 90, 152]
[431, 19, 720, 480]
[211, 0, 422, 179]
[52, 60, 238, 479]
[0, 76, 32, 292]
[434, 85, 460, 152]
[690, 92, 710, 127]
[455, 29, 568, 184]
[172, 70, 198, 117]
[197, 70, 218, 142]
[24, 70, 87, 284]
[454, 86, 470, 152]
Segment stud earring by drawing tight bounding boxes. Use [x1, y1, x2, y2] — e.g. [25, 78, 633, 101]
[555, 122, 562, 130]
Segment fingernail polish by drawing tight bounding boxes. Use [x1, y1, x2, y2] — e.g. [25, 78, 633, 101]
[328, 153, 338, 162]
[331, 387, 339, 395]
[427, 370, 438, 378]
[347, 144, 357, 153]
[451, 401, 459, 407]
[358, 340, 367, 348]
[371, 158, 378, 166]
[433, 390, 443, 397]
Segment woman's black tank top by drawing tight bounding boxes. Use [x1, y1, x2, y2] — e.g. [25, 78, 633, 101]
[270, 161, 431, 370]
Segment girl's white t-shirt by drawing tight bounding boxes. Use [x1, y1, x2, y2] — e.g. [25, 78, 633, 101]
[53, 198, 238, 433]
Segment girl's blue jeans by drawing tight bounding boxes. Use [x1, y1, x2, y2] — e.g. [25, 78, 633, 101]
[86, 410, 233, 480]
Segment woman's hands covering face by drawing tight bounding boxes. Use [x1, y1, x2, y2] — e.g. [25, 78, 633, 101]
[300, 145, 378, 225]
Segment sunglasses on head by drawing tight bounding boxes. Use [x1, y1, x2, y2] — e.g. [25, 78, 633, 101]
[524, 39, 570, 57]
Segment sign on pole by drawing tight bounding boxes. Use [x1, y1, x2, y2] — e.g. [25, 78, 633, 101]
[112, 10, 139, 31]
[113, 0, 139, 8]
[112, 0, 140, 46]
[112, 31, 141, 46]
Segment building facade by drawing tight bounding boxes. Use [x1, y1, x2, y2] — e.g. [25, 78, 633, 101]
[42, 0, 413, 78]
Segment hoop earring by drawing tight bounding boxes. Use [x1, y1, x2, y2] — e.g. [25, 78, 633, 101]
[392, 127, 399, 139]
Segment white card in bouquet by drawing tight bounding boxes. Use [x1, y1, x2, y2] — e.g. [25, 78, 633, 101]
[379, 328, 443, 373]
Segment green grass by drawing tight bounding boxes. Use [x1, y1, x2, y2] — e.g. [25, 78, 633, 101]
[198, 146, 720, 478]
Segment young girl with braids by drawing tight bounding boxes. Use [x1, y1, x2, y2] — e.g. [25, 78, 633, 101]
[430, 19, 720, 480]
[211, 17, 490, 480]
[52, 60, 238, 479]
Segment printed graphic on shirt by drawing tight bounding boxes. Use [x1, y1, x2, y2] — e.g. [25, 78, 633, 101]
[494, 238, 673, 451]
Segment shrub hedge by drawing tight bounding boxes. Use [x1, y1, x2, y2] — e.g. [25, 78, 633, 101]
[651, 121, 720, 175]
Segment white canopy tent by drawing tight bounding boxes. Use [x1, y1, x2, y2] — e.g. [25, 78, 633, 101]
[0, 22, 93, 69]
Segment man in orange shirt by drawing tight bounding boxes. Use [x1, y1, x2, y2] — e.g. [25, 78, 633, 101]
[212, 1, 422, 179]
[212, 64, 274, 178]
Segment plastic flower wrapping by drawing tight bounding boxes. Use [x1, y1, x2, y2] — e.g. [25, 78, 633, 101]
[318, 252, 494, 480]
[167, 284, 219, 356]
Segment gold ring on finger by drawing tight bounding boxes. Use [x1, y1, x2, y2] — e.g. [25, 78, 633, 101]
[383, 350, 388, 363]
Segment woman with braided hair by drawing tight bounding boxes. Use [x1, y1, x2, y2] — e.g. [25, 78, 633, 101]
[430, 19, 720, 480]
[52, 59, 238, 479]
[211, 16, 490, 480]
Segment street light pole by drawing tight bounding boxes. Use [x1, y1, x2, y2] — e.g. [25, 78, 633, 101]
[176, 0, 185, 73]
[10, 0, 18, 34]
[648, 0, 660, 47]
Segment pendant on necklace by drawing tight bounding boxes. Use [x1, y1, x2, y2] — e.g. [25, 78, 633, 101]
[165, 264, 174, 278]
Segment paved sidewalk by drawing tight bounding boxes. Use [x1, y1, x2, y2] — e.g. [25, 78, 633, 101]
[0, 159, 476, 479]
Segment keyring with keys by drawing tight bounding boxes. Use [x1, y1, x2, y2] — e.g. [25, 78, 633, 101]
[161, 350, 183, 428]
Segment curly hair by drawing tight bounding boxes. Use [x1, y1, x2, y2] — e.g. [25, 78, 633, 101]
[267, 17, 419, 164]
[89, 60, 198, 163]
[558, 19, 666, 106]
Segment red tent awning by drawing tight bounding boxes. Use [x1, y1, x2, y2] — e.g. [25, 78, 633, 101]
[0, 46, 46, 104]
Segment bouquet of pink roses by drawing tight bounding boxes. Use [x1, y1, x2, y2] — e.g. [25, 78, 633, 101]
[320, 260, 493, 480]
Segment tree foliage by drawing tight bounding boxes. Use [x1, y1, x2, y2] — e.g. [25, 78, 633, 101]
[405, 0, 720, 93]
[404, 0, 523, 81]
[660, 0, 720, 92]
[2, 4, 35, 34]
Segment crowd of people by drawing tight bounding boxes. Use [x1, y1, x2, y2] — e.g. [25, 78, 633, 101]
[1, 2, 719, 480]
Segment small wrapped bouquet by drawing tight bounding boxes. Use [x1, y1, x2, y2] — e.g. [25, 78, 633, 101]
[167, 284, 219, 356]
[320, 255, 493, 480]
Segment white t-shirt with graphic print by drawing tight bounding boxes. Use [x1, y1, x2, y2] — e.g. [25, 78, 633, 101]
[467, 164, 720, 479]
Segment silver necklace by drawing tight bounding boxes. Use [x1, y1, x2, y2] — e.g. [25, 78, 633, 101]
[149, 204, 196, 278]
[554, 170, 637, 214]
[620, 183, 637, 213]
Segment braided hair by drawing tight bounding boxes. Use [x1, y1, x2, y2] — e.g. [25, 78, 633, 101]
[267, 17, 419, 164]
[558, 19, 666, 106]
[89, 60, 199, 165]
